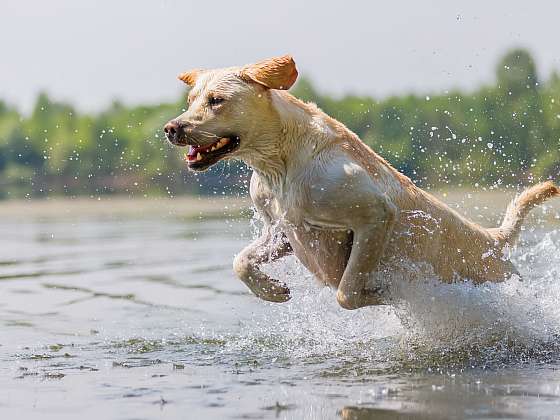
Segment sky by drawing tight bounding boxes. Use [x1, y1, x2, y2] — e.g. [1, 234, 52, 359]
[2, 0, 559, 113]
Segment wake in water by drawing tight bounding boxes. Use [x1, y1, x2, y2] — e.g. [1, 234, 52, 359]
[225, 226, 560, 370]
[392, 229, 560, 346]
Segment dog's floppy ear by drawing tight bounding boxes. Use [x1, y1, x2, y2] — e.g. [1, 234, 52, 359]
[178, 69, 204, 86]
[240, 55, 298, 90]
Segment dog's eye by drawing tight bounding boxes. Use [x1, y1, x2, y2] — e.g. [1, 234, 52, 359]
[208, 96, 224, 107]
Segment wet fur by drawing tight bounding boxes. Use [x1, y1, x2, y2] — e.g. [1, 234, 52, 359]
[167, 56, 560, 309]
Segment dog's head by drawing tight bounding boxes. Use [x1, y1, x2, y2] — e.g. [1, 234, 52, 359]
[164, 55, 298, 171]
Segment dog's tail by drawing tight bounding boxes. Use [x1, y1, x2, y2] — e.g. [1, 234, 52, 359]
[488, 181, 560, 245]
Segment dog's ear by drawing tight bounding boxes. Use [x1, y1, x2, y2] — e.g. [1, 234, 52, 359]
[240, 55, 298, 90]
[178, 69, 203, 86]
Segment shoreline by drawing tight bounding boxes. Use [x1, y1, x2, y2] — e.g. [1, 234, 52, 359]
[0, 195, 252, 220]
[0, 190, 558, 225]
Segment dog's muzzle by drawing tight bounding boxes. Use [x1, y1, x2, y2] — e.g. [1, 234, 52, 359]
[163, 119, 190, 146]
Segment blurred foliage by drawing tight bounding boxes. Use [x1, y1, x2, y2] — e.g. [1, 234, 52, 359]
[0, 48, 559, 199]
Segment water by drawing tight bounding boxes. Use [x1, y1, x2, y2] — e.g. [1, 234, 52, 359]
[2, 196, 560, 419]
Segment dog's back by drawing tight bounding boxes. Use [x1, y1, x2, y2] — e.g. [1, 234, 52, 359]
[331, 125, 558, 283]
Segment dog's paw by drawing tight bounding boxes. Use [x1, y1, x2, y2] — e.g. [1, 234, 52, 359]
[252, 281, 291, 303]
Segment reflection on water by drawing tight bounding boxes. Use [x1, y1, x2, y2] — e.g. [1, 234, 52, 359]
[1, 198, 560, 419]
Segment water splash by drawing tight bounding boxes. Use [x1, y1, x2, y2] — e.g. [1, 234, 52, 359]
[217, 228, 560, 371]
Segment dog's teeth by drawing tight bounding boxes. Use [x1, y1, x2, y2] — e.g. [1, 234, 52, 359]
[196, 152, 202, 161]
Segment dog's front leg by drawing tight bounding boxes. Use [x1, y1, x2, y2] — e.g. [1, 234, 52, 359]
[336, 200, 396, 310]
[233, 227, 292, 302]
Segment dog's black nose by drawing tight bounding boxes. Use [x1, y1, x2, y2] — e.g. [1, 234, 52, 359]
[163, 120, 185, 143]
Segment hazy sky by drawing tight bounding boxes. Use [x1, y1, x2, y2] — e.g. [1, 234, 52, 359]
[2, 0, 559, 113]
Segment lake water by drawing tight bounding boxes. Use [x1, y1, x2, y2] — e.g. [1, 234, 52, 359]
[2, 196, 560, 419]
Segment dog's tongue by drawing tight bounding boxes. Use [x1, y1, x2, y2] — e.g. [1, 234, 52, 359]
[187, 146, 198, 159]
[187, 144, 209, 159]
[186, 143, 213, 161]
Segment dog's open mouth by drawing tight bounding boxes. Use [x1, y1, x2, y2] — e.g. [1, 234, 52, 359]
[183, 136, 240, 170]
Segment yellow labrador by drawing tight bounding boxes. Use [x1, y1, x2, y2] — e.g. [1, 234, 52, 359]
[164, 56, 559, 309]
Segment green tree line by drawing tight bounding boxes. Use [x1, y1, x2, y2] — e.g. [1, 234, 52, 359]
[0, 49, 559, 199]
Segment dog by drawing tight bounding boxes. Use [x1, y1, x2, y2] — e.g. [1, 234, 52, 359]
[164, 55, 559, 310]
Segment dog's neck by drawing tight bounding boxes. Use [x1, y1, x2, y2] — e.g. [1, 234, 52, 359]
[242, 90, 339, 187]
